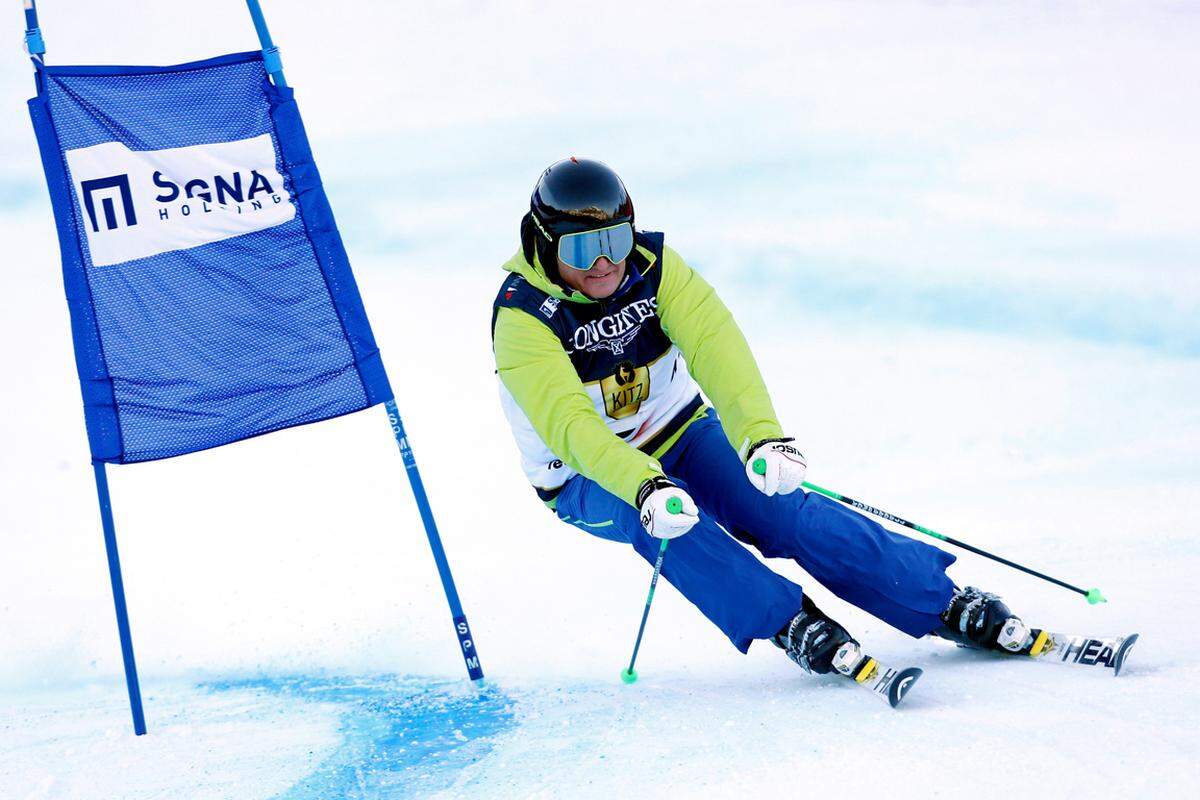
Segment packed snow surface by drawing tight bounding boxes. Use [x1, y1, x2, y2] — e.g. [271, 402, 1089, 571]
[2, 1, 1198, 798]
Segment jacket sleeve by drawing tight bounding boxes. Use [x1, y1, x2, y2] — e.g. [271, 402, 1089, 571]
[656, 245, 784, 459]
[493, 305, 665, 507]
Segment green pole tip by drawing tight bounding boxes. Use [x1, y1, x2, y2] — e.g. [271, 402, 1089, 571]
[620, 668, 638, 684]
[665, 496, 682, 514]
[753, 458, 766, 476]
[1086, 588, 1107, 605]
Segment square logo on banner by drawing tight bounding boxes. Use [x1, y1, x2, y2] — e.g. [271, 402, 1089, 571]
[64, 134, 295, 267]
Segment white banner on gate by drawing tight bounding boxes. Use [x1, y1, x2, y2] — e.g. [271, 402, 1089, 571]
[65, 134, 295, 267]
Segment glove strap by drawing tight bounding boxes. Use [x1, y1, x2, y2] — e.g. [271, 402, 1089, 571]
[746, 436, 797, 463]
[636, 476, 676, 508]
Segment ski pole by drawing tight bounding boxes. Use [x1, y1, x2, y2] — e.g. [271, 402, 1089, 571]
[751, 461, 1105, 605]
[620, 537, 671, 684]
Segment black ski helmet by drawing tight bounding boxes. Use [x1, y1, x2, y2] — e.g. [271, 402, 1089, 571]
[521, 157, 634, 284]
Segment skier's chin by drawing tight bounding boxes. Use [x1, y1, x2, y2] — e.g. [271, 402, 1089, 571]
[580, 264, 624, 299]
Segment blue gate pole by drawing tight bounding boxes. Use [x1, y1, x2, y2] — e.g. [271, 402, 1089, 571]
[23, 0, 46, 58]
[384, 400, 484, 682]
[92, 462, 147, 735]
[23, 0, 46, 93]
[25, 0, 142, 733]
[244, 0, 288, 87]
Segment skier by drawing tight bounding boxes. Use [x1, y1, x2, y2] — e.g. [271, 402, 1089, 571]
[491, 157, 1031, 685]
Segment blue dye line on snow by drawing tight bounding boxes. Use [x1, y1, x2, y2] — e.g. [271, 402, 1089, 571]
[203, 675, 516, 800]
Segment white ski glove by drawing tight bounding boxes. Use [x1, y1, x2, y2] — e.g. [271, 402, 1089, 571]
[636, 477, 699, 539]
[746, 437, 807, 497]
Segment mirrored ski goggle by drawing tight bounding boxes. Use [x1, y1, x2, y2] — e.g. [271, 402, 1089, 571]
[557, 222, 635, 271]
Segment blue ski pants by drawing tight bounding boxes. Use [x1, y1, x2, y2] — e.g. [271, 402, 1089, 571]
[555, 409, 957, 652]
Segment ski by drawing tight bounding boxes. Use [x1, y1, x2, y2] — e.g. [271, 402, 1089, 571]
[832, 643, 922, 708]
[1011, 627, 1139, 676]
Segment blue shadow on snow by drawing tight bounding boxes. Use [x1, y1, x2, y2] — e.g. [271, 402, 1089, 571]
[204, 675, 516, 800]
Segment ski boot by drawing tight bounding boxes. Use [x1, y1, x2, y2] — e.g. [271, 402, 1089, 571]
[776, 597, 925, 707]
[774, 596, 859, 675]
[936, 586, 1032, 654]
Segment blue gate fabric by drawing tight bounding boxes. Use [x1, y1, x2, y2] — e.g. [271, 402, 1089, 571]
[28, 51, 391, 463]
[554, 410, 958, 650]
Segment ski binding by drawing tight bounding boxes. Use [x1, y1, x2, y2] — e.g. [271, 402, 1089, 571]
[833, 642, 922, 708]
